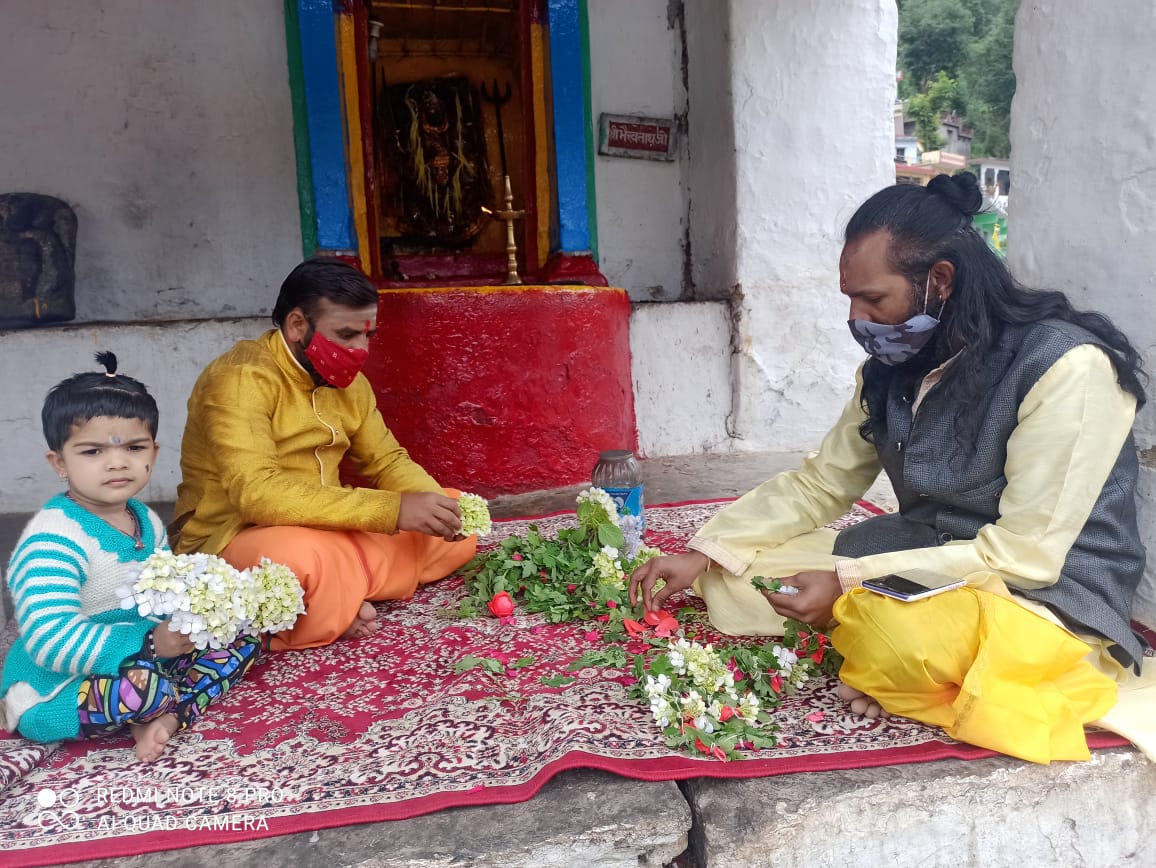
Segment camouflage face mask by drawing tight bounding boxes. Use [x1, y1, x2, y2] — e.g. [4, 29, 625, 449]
[847, 274, 940, 366]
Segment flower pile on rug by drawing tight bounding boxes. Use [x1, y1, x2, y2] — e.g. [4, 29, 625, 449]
[0, 499, 1127, 866]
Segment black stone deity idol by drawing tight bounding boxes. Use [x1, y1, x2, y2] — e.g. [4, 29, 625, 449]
[381, 76, 491, 246]
[0, 193, 77, 328]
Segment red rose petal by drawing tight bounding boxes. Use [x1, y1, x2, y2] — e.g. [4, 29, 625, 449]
[805, 711, 825, 723]
[623, 619, 646, 637]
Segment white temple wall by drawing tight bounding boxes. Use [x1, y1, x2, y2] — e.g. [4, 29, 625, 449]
[725, 0, 899, 450]
[0, 0, 302, 323]
[1010, 0, 1156, 626]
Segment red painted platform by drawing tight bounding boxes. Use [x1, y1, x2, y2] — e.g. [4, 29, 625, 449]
[362, 284, 637, 497]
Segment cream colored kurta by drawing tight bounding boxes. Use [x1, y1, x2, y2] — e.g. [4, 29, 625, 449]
[686, 345, 1156, 758]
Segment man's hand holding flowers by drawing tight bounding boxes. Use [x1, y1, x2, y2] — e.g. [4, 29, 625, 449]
[398, 491, 463, 541]
[764, 570, 841, 628]
[629, 551, 711, 613]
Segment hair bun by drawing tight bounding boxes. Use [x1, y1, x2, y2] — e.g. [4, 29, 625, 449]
[94, 350, 118, 376]
[927, 172, 984, 218]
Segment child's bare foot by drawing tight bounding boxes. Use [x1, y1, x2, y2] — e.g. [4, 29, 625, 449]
[340, 601, 380, 640]
[132, 713, 179, 762]
[836, 681, 888, 719]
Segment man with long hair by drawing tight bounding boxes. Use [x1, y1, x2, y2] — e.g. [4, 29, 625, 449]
[632, 174, 1154, 764]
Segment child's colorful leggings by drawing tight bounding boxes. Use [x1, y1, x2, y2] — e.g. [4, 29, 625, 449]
[76, 636, 260, 738]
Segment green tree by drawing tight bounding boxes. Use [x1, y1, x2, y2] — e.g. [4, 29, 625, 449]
[899, 0, 976, 87]
[959, 1, 1017, 157]
[898, 0, 1018, 159]
[907, 72, 964, 150]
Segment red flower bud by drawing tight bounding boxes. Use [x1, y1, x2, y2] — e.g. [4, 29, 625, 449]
[811, 648, 825, 664]
[566, 583, 578, 593]
[718, 706, 735, 722]
[606, 600, 618, 609]
[771, 673, 784, 693]
[511, 553, 524, 561]
[487, 591, 516, 618]
[694, 737, 710, 754]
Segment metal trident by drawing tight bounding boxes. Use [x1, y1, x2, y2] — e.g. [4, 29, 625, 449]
[480, 79, 513, 177]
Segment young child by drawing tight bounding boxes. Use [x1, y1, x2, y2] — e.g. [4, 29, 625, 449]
[0, 352, 260, 762]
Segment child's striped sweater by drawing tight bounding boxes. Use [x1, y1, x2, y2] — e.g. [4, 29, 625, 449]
[1, 494, 165, 742]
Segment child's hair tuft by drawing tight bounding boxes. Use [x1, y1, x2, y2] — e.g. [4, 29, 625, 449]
[95, 350, 118, 376]
[42, 352, 159, 451]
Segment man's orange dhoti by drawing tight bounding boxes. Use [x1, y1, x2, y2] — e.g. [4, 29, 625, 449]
[221, 521, 476, 651]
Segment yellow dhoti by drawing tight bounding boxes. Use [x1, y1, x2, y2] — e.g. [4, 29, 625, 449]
[832, 588, 1115, 763]
[696, 527, 1156, 764]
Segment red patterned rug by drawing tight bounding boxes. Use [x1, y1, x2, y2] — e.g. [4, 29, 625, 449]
[0, 498, 1128, 866]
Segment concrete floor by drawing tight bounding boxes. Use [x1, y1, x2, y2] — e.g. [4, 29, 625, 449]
[3, 453, 1153, 868]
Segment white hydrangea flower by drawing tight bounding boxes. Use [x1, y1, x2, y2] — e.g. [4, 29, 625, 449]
[576, 487, 622, 529]
[119, 550, 303, 650]
[591, 546, 626, 585]
[458, 493, 492, 537]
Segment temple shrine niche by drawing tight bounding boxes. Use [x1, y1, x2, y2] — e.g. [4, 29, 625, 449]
[291, 0, 631, 496]
[361, 0, 590, 287]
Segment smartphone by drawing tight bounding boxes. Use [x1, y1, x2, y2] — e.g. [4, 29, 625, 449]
[861, 570, 965, 602]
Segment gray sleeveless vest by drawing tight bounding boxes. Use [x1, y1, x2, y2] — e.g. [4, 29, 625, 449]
[833, 320, 1147, 671]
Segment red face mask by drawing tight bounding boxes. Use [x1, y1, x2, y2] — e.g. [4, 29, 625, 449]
[303, 328, 369, 388]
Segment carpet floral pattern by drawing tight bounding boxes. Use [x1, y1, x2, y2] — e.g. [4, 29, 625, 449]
[0, 500, 1124, 866]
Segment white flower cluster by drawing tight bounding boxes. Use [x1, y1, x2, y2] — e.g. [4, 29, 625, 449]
[248, 558, 307, 633]
[770, 644, 813, 690]
[591, 545, 626, 585]
[576, 487, 621, 530]
[118, 550, 304, 650]
[631, 545, 662, 569]
[643, 638, 759, 733]
[459, 492, 492, 537]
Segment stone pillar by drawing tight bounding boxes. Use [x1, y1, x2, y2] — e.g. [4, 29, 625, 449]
[1010, 1, 1156, 626]
[715, 0, 899, 447]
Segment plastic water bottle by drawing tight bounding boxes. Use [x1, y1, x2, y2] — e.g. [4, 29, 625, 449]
[591, 449, 644, 531]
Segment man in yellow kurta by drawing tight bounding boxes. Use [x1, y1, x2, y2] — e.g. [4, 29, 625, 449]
[631, 176, 1156, 764]
[173, 258, 475, 649]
